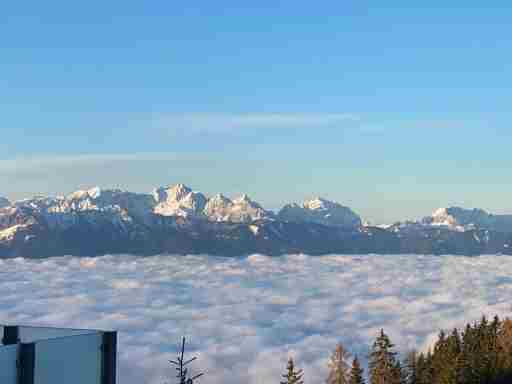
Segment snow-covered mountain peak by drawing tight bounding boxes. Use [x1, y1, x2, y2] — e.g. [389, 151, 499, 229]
[204, 192, 272, 223]
[432, 207, 448, 217]
[430, 207, 477, 224]
[152, 184, 193, 204]
[232, 194, 263, 208]
[153, 184, 207, 218]
[233, 194, 250, 203]
[424, 206, 495, 231]
[68, 186, 102, 201]
[13, 195, 62, 211]
[278, 197, 362, 229]
[88, 186, 102, 199]
[303, 197, 330, 211]
[429, 207, 458, 227]
[208, 193, 232, 205]
[203, 195, 232, 222]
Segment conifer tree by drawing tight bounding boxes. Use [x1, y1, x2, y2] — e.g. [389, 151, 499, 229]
[487, 315, 500, 380]
[477, 315, 490, 381]
[349, 356, 365, 384]
[327, 343, 351, 384]
[281, 357, 304, 384]
[449, 328, 462, 356]
[369, 329, 400, 384]
[271, 314, 512, 384]
[431, 330, 447, 384]
[497, 318, 512, 372]
[404, 350, 417, 384]
[421, 351, 433, 384]
[415, 353, 427, 384]
[394, 360, 407, 384]
[441, 328, 461, 384]
[460, 322, 479, 384]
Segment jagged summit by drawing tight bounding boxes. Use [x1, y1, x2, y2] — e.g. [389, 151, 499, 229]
[68, 186, 102, 200]
[153, 184, 207, 218]
[208, 193, 231, 203]
[278, 197, 362, 229]
[203, 193, 231, 219]
[3, 184, 512, 258]
[301, 196, 341, 207]
[423, 206, 512, 232]
[153, 184, 192, 204]
[233, 194, 251, 203]
[204, 192, 273, 223]
[151, 184, 274, 223]
[303, 197, 331, 211]
[8, 187, 156, 227]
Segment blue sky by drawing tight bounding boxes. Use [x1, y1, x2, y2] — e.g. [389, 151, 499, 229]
[2, 2, 512, 222]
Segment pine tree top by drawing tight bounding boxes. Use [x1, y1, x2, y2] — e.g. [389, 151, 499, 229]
[281, 357, 304, 384]
[349, 356, 365, 384]
[327, 343, 351, 384]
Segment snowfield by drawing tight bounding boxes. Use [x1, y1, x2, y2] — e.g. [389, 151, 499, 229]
[0, 254, 510, 384]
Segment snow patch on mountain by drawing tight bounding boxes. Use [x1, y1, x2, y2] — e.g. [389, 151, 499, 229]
[0, 224, 26, 242]
[68, 186, 102, 201]
[249, 224, 260, 236]
[278, 197, 362, 229]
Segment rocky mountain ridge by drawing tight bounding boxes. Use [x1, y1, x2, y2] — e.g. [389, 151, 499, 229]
[1, 184, 512, 258]
[278, 197, 361, 229]
[421, 207, 512, 232]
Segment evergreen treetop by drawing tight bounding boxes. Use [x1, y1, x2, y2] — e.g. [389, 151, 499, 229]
[369, 329, 400, 384]
[281, 357, 304, 384]
[327, 343, 351, 384]
[349, 356, 365, 384]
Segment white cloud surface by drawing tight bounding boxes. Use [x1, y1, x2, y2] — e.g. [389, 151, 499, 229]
[0, 254, 510, 384]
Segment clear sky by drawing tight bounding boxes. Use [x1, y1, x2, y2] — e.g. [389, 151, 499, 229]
[2, 2, 512, 223]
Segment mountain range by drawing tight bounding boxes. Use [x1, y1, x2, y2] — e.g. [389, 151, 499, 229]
[1, 184, 512, 258]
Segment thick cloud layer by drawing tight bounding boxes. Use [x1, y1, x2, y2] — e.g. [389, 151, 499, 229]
[0, 254, 510, 384]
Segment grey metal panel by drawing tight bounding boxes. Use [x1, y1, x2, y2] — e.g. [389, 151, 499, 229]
[34, 333, 103, 384]
[0, 344, 18, 384]
[19, 326, 97, 343]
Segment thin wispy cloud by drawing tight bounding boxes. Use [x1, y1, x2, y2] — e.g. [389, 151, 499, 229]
[0, 153, 203, 174]
[0, 153, 218, 200]
[154, 112, 361, 135]
[0, 254, 509, 384]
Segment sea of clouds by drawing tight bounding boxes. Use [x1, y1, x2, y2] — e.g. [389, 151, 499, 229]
[1, 254, 511, 384]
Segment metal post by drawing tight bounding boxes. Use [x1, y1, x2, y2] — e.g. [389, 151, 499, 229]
[18, 343, 35, 384]
[101, 331, 117, 384]
[2, 325, 19, 345]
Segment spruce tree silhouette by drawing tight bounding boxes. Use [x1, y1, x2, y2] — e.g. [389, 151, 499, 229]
[349, 356, 365, 384]
[169, 337, 204, 384]
[369, 329, 400, 384]
[326, 343, 351, 384]
[281, 357, 304, 384]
